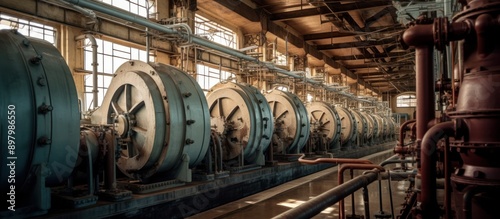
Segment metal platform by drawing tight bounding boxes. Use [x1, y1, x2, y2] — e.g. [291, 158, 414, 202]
[39, 142, 394, 219]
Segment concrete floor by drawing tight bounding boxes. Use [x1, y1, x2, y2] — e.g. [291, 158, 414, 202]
[188, 149, 411, 219]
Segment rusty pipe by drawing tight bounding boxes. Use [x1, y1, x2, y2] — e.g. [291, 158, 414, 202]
[298, 154, 373, 165]
[415, 45, 436, 156]
[398, 119, 416, 147]
[362, 186, 370, 219]
[396, 120, 417, 156]
[419, 121, 454, 219]
[444, 137, 451, 219]
[272, 170, 380, 219]
[463, 186, 484, 219]
[338, 164, 385, 219]
[402, 24, 434, 46]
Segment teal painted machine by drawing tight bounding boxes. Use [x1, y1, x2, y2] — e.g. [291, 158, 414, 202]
[0, 29, 80, 217]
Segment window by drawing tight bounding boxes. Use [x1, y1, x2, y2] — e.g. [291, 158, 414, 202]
[0, 13, 56, 44]
[196, 64, 234, 92]
[397, 94, 417, 107]
[98, 0, 155, 18]
[274, 50, 287, 66]
[194, 14, 237, 91]
[83, 38, 148, 111]
[195, 14, 237, 49]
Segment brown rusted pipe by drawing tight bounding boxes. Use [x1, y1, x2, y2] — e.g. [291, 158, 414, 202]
[420, 121, 454, 219]
[402, 24, 434, 46]
[298, 154, 373, 165]
[444, 137, 451, 219]
[398, 119, 416, 147]
[415, 46, 436, 151]
[338, 164, 385, 219]
[463, 186, 485, 219]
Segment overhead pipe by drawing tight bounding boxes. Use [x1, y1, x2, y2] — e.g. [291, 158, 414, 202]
[61, 0, 378, 104]
[43, 0, 97, 23]
[75, 34, 98, 109]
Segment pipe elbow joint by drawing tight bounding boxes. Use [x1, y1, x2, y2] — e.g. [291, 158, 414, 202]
[402, 24, 434, 47]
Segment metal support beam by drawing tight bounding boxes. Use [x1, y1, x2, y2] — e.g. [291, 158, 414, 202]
[365, 7, 396, 27]
[304, 31, 356, 41]
[303, 26, 404, 41]
[213, 0, 260, 22]
[316, 38, 396, 50]
[270, 1, 391, 21]
[332, 52, 409, 60]
[345, 61, 414, 69]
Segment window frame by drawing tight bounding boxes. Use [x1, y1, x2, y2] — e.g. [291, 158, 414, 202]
[396, 94, 417, 108]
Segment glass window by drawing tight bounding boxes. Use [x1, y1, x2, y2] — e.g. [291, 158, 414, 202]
[0, 13, 56, 44]
[196, 64, 235, 92]
[83, 38, 149, 111]
[195, 14, 237, 49]
[194, 14, 237, 92]
[397, 94, 417, 107]
[98, 0, 155, 18]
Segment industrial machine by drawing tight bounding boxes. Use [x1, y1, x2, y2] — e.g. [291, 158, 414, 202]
[205, 82, 274, 169]
[264, 89, 310, 156]
[306, 101, 342, 153]
[336, 106, 358, 149]
[0, 8, 398, 219]
[276, 0, 500, 218]
[398, 0, 500, 218]
[93, 61, 211, 182]
[0, 29, 80, 216]
[351, 110, 368, 147]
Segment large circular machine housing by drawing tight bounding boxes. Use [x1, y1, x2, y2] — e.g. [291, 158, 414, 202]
[206, 82, 274, 163]
[335, 106, 358, 147]
[265, 89, 310, 154]
[0, 30, 80, 197]
[94, 61, 210, 180]
[306, 101, 342, 151]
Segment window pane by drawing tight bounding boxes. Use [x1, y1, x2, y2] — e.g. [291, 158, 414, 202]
[397, 94, 416, 107]
[0, 13, 56, 45]
[196, 64, 234, 91]
[83, 38, 148, 111]
[97, 0, 155, 18]
[195, 14, 237, 49]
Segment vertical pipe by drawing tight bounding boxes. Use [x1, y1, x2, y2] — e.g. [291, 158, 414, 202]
[463, 187, 483, 219]
[76, 34, 99, 109]
[350, 169, 355, 216]
[105, 131, 116, 191]
[420, 121, 454, 219]
[415, 46, 435, 170]
[362, 186, 370, 219]
[444, 137, 451, 219]
[387, 171, 395, 219]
